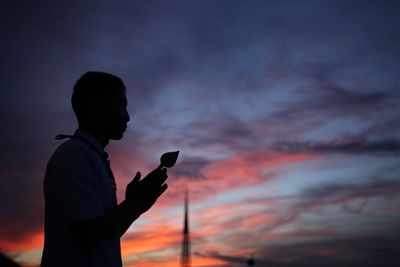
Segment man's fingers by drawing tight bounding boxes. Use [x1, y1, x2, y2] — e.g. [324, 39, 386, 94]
[150, 168, 168, 185]
[160, 173, 168, 185]
[157, 183, 168, 197]
[162, 183, 168, 190]
[133, 171, 141, 183]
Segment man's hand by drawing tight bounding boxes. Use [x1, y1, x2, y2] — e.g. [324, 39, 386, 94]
[72, 168, 168, 244]
[125, 168, 168, 214]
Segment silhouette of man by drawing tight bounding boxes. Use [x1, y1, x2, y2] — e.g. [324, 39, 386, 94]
[41, 71, 168, 267]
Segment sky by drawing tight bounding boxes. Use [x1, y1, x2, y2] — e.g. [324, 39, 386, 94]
[1, 0, 400, 266]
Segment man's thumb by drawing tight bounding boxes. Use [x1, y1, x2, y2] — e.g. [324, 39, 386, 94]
[133, 171, 141, 183]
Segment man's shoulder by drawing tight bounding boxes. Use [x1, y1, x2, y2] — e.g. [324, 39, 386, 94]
[49, 138, 96, 166]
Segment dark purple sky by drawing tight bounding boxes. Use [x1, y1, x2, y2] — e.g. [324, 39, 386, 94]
[1, 1, 400, 266]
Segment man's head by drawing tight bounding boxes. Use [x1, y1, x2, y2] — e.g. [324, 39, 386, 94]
[72, 71, 130, 140]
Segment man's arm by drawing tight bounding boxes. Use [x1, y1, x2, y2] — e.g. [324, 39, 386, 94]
[71, 168, 168, 246]
[118, 183, 168, 236]
[71, 200, 139, 246]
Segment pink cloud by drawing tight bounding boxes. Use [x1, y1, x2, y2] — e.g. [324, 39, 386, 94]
[154, 150, 316, 209]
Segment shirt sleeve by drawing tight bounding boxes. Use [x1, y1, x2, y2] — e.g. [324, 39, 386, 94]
[45, 143, 104, 224]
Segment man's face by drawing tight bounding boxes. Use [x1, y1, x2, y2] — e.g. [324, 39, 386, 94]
[104, 91, 130, 140]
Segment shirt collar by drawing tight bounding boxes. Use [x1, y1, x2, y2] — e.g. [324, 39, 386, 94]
[73, 129, 108, 159]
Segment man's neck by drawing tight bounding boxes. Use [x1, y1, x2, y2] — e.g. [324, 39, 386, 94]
[78, 126, 109, 149]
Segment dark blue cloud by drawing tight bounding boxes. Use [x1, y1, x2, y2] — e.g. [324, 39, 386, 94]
[272, 138, 400, 155]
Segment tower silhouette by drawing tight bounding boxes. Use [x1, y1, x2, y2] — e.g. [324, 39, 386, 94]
[180, 191, 191, 267]
[246, 255, 255, 266]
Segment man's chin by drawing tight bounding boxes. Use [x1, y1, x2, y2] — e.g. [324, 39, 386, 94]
[110, 132, 124, 140]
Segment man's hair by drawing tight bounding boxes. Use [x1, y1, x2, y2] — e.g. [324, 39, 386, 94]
[72, 71, 126, 122]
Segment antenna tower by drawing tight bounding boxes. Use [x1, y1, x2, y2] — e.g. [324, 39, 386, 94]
[180, 191, 191, 267]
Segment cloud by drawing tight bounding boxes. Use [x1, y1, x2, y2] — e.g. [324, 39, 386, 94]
[199, 236, 400, 267]
[121, 225, 181, 257]
[196, 252, 261, 267]
[170, 156, 212, 178]
[0, 174, 44, 252]
[254, 178, 400, 233]
[162, 149, 314, 207]
[259, 236, 400, 267]
[175, 112, 262, 155]
[271, 82, 399, 123]
[301, 179, 400, 204]
[272, 138, 400, 155]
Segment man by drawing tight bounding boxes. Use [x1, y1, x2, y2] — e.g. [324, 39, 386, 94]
[41, 71, 168, 267]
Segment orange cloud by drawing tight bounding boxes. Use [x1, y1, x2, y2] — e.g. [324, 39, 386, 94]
[121, 225, 181, 257]
[124, 254, 226, 267]
[0, 230, 43, 252]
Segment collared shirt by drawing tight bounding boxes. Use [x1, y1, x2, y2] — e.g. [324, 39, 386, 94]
[41, 129, 122, 267]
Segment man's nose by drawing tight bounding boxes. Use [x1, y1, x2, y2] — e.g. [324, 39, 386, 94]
[125, 110, 130, 122]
